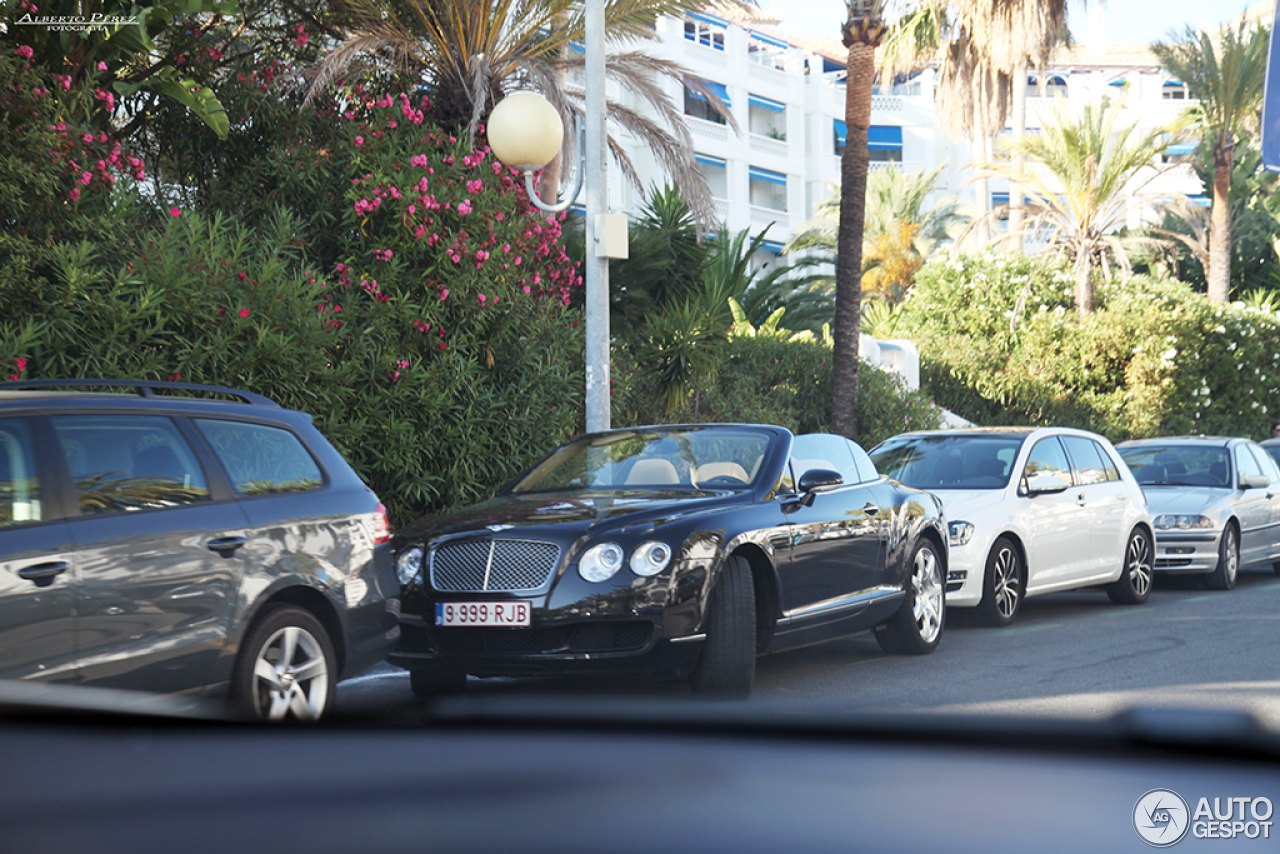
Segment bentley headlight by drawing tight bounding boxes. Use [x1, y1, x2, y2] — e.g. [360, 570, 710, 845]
[948, 521, 975, 546]
[579, 542, 625, 582]
[1153, 514, 1215, 531]
[396, 545, 424, 585]
[629, 541, 673, 577]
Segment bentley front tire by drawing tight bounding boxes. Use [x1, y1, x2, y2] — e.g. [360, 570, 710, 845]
[690, 555, 756, 699]
[875, 538, 945, 655]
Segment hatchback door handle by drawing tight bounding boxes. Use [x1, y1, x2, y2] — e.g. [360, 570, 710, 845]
[863, 503, 880, 516]
[17, 561, 69, 582]
[206, 536, 247, 553]
[1075, 493, 1087, 506]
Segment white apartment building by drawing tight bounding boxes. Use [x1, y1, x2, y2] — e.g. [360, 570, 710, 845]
[603, 7, 1207, 262]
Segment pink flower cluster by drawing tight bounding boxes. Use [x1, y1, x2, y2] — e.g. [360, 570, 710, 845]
[6, 357, 28, 381]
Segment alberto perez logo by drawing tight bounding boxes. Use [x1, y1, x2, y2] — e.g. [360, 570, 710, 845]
[1134, 789, 1274, 845]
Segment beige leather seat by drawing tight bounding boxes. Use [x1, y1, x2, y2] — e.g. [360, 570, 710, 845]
[695, 462, 749, 485]
[626, 458, 681, 485]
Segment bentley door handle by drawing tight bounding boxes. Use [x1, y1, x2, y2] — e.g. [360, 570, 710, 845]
[17, 561, 70, 583]
[863, 503, 880, 516]
[206, 536, 248, 554]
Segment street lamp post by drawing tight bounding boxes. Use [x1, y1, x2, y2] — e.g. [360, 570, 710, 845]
[487, 1, 613, 433]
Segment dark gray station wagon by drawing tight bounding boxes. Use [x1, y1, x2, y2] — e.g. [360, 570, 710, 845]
[0, 380, 400, 719]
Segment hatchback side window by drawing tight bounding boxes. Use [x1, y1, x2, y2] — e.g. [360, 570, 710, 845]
[0, 419, 42, 528]
[195, 419, 323, 496]
[1061, 436, 1107, 485]
[1021, 437, 1073, 490]
[51, 416, 211, 514]
[1093, 441, 1121, 482]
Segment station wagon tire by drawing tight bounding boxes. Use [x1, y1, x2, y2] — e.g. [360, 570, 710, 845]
[1205, 523, 1239, 591]
[977, 537, 1023, 627]
[875, 538, 945, 655]
[232, 605, 336, 721]
[1106, 527, 1153, 605]
[409, 668, 468, 699]
[690, 555, 756, 698]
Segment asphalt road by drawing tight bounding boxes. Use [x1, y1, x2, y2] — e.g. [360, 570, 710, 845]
[336, 567, 1280, 726]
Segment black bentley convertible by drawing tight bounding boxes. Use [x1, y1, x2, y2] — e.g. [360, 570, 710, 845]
[389, 424, 948, 697]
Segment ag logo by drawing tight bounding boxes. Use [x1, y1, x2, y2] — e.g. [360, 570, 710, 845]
[1135, 789, 1191, 847]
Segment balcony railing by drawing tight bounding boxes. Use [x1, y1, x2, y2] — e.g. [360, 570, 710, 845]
[688, 116, 730, 142]
[749, 134, 789, 158]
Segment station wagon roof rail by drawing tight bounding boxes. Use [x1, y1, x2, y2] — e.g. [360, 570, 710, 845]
[0, 379, 279, 407]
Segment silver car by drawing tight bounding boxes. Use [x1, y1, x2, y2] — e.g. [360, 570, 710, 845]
[1115, 436, 1280, 589]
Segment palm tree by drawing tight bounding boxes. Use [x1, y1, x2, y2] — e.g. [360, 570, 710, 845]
[1152, 21, 1270, 303]
[307, 0, 737, 229]
[788, 163, 966, 305]
[831, 0, 889, 439]
[968, 102, 1181, 315]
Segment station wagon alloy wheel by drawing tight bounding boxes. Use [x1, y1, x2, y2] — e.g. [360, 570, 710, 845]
[235, 606, 336, 721]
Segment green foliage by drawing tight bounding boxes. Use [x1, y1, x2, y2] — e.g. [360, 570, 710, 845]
[613, 333, 942, 450]
[895, 253, 1280, 440]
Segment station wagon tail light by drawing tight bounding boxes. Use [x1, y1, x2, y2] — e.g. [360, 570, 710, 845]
[630, 541, 673, 577]
[579, 543, 625, 582]
[373, 503, 393, 544]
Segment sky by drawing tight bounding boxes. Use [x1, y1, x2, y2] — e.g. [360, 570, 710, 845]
[755, 1, 1267, 44]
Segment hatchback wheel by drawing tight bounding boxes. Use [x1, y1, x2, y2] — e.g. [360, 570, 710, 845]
[1205, 524, 1239, 591]
[1106, 527, 1153, 605]
[875, 538, 945, 655]
[977, 537, 1023, 627]
[232, 605, 336, 721]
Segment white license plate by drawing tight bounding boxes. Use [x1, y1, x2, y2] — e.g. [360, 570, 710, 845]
[436, 601, 532, 627]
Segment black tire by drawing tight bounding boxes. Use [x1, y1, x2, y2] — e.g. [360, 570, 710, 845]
[874, 538, 945, 655]
[976, 536, 1023, 627]
[690, 555, 756, 699]
[231, 605, 337, 721]
[1205, 523, 1240, 591]
[1106, 527, 1153, 605]
[408, 668, 468, 699]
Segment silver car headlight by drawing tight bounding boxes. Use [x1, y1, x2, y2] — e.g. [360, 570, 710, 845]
[1153, 514, 1215, 531]
[948, 521, 975, 546]
[629, 541, 673, 577]
[579, 542, 625, 582]
[396, 545, 424, 585]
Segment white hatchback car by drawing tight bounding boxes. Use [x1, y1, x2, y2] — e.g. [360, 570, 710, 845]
[869, 428, 1154, 625]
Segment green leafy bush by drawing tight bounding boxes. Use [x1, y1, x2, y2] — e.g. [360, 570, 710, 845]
[613, 332, 942, 450]
[895, 253, 1280, 440]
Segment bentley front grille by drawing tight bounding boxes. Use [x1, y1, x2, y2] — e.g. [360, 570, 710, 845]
[430, 539, 561, 592]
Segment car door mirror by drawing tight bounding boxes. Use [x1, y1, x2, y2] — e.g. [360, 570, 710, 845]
[1023, 471, 1071, 496]
[798, 468, 843, 494]
[1241, 474, 1270, 490]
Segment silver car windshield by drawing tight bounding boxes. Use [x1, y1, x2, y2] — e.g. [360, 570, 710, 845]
[868, 435, 1026, 490]
[511, 428, 773, 493]
[1117, 446, 1230, 487]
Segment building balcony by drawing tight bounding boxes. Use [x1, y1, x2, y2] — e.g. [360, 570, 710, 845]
[688, 116, 730, 142]
[749, 134, 790, 159]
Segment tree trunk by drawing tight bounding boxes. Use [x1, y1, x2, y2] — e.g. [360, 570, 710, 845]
[539, 12, 571, 204]
[1207, 143, 1234, 302]
[973, 136, 991, 247]
[1009, 65, 1028, 242]
[1075, 243, 1095, 316]
[831, 41, 876, 440]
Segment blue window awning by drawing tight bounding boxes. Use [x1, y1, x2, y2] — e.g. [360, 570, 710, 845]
[688, 11, 729, 27]
[695, 153, 726, 168]
[1164, 79, 1184, 87]
[1166, 142, 1197, 156]
[834, 119, 847, 146]
[749, 166, 786, 186]
[749, 30, 790, 50]
[868, 125, 903, 151]
[749, 94, 785, 112]
[761, 240, 785, 253]
[992, 193, 1010, 205]
[1188, 194, 1210, 206]
[687, 78, 730, 107]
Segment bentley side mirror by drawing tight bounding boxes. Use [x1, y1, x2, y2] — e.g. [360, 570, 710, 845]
[797, 468, 844, 507]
